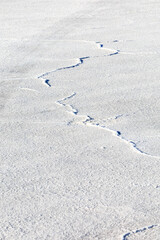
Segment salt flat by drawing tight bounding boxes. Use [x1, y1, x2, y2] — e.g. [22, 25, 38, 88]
[0, 0, 160, 239]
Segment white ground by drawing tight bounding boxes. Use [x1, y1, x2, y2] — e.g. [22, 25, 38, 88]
[0, 0, 160, 239]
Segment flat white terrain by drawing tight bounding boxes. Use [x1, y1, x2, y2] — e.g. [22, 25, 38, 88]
[0, 0, 160, 239]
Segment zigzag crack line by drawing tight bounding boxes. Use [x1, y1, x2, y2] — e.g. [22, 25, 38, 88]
[38, 39, 159, 158]
[56, 92, 78, 115]
[36, 39, 159, 88]
[37, 56, 90, 87]
[96, 41, 120, 56]
[83, 119, 160, 159]
[57, 92, 76, 103]
[37, 40, 120, 88]
[56, 94, 160, 159]
[95, 40, 159, 55]
[122, 225, 158, 240]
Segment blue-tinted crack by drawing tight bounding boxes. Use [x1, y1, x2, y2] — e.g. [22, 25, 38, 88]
[122, 225, 157, 240]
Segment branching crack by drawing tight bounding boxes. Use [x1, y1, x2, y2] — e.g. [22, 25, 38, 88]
[56, 93, 160, 159]
[37, 39, 160, 159]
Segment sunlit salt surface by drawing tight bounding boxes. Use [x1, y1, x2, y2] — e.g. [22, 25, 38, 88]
[0, 0, 160, 239]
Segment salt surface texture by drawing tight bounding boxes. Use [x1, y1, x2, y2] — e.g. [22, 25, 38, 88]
[0, 0, 160, 239]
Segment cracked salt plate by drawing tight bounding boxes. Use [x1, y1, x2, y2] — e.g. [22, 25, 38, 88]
[1, 0, 160, 239]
